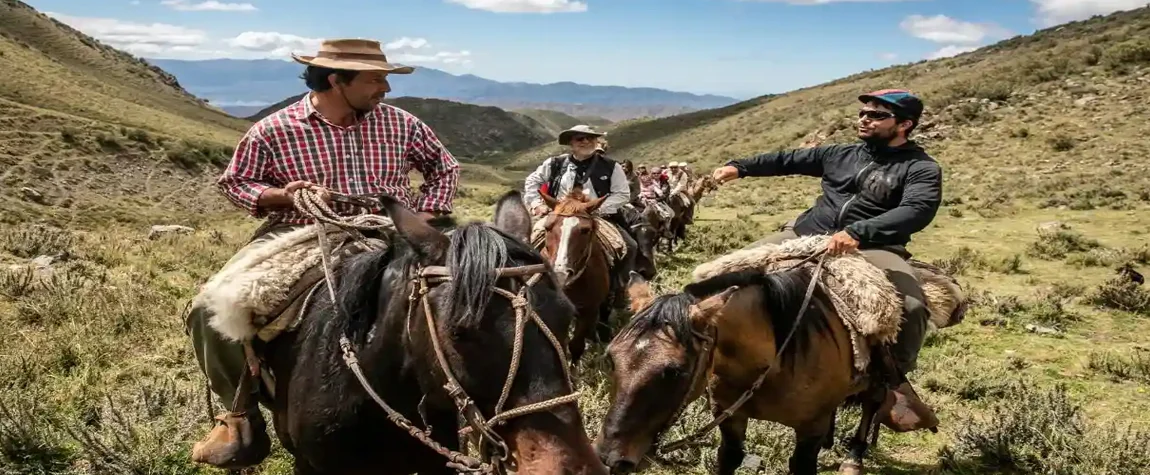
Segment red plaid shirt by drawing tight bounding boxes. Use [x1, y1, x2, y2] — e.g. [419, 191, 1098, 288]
[217, 94, 459, 224]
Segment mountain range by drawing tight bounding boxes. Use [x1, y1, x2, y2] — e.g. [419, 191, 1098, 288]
[145, 58, 741, 121]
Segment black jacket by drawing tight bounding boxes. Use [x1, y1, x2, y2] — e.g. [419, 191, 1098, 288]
[727, 141, 942, 256]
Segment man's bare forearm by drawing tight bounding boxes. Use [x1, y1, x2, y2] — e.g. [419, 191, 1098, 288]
[256, 187, 293, 209]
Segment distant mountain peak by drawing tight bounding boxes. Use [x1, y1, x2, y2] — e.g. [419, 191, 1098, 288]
[143, 58, 741, 121]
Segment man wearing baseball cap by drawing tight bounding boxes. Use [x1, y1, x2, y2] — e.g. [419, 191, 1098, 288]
[711, 89, 942, 433]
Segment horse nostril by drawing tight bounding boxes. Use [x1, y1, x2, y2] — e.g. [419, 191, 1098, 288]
[611, 460, 636, 474]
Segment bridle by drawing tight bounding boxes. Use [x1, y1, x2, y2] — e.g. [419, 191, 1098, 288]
[339, 252, 581, 474]
[647, 251, 830, 456]
[295, 189, 581, 474]
[542, 209, 600, 286]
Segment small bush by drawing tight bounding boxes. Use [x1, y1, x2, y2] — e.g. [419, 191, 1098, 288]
[0, 225, 74, 259]
[1088, 350, 1150, 384]
[1102, 39, 1150, 71]
[1027, 229, 1102, 260]
[939, 381, 1150, 474]
[1048, 133, 1075, 152]
[1086, 277, 1150, 315]
[931, 246, 986, 276]
[125, 128, 153, 146]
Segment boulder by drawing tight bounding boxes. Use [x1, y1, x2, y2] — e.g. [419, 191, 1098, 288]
[148, 224, 195, 240]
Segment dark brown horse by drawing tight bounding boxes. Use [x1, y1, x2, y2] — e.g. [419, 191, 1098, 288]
[596, 271, 889, 475]
[537, 188, 613, 365]
[263, 191, 608, 475]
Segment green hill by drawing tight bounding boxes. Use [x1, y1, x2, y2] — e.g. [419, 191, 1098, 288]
[510, 108, 612, 137]
[247, 94, 554, 161]
[0, 0, 252, 226]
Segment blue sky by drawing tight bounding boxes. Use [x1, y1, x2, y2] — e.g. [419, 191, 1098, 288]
[26, 0, 1150, 98]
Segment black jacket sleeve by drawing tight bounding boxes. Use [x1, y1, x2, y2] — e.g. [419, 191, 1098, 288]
[845, 160, 942, 245]
[726, 144, 844, 178]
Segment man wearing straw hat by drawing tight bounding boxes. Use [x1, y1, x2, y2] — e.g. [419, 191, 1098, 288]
[187, 38, 460, 469]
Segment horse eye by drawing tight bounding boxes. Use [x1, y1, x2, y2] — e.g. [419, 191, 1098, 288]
[660, 366, 683, 380]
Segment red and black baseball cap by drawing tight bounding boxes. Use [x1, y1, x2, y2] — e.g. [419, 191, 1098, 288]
[859, 89, 924, 123]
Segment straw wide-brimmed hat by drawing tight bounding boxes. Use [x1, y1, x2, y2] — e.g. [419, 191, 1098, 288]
[557, 124, 606, 145]
[291, 38, 415, 73]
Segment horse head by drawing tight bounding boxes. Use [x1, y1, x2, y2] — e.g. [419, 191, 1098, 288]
[538, 186, 608, 288]
[376, 191, 607, 474]
[621, 205, 658, 280]
[594, 273, 738, 474]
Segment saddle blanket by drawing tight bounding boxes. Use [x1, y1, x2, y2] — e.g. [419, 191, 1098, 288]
[191, 220, 392, 343]
[530, 216, 628, 267]
[642, 199, 675, 221]
[692, 235, 967, 372]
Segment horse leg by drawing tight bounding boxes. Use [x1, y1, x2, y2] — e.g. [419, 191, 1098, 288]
[716, 414, 748, 475]
[823, 407, 837, 450]
[596, 300, 613, 343]
[839, 388, 885, 475]
[569, 306, 594, 368]
[789, 415, 832, 475]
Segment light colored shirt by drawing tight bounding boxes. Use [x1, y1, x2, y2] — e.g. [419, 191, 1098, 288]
[523, 154, 630, 216]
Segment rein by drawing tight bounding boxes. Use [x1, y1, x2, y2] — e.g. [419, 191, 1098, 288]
[655, 250, 829, 455]
[545, 209, 600, 286]
[293, 189, 579, 474]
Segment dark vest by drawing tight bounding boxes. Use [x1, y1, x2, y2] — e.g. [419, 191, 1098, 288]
[544, 153, 616, 200]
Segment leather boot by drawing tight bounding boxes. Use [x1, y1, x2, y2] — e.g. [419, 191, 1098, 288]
[191, 409, 272, 469]
[877, 382, 938, 433]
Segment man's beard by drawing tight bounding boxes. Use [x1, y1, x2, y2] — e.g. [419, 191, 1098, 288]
[860, 128, 897, 147]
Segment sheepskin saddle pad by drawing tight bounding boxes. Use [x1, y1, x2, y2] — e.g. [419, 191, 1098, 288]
[530, 216, 627, 268]
[692, 235, 967, 372]
[192, 221, 393, 343]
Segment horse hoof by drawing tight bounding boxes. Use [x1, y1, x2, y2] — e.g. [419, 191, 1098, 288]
[838, 460, 863, 475]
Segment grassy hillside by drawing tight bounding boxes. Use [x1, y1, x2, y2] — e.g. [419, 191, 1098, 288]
[247, 94, 554, 161]
[510, 108, 612, 137]
[3, 2, 1150, 475]
[0, 0, 253, 227]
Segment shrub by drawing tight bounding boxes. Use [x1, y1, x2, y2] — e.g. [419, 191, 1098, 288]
[1048, 133, 1075, 151]
[1102, 39, 1150, 71]
[1086, 277, 1150, 315]
[938, 381, 1150, 474]
[1027, 228, 1101, 260]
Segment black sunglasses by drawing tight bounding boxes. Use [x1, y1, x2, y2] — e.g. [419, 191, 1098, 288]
[859, 109, 896, 121]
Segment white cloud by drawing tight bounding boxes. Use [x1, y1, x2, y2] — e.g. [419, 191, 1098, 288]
[161, 0, 258, 11]
[926, 45, 977, 60]
[46, 13, 473, 66]
[899, 14, 1011, 44]
[445, 0, 587, 13]
[385, 37, 430, 50]
[45, 12, 208, 50]
[1031, 0, 1150, 26]
[879, 52, 898, 60]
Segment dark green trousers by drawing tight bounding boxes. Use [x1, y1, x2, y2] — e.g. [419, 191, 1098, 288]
[185, 224, 304, 411]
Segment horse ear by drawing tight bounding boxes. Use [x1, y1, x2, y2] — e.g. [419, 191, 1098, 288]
[585, 194, 609, 214]
[379, 195, 449, 263]
[540, 190, 559, 209]
[627, 271, 654, 313]
[689, 285, 738, 328]
[492, 190, 532, 242]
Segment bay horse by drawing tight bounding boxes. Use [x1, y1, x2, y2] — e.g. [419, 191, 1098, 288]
[262, 191, 608, 475]
[537, 187, 614, 365]
[595, 271, 888, 475]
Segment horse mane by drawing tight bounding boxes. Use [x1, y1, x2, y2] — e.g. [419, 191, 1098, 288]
[683, 267, 832, 366]
[620, 293, 700, 357]
[330, 219, 546, 344]
[552, 187, 596, 216]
